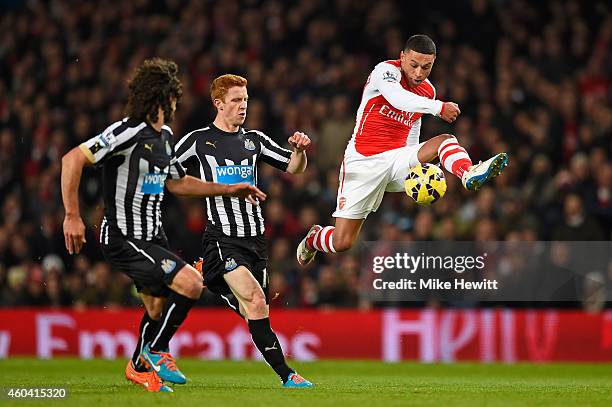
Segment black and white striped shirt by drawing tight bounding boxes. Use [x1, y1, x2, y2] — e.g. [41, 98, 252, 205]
[175, 124, 292, 237]
[80, 117, 185, 241]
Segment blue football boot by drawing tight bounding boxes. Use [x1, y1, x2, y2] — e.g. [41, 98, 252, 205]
[141, 344, 187, 384]
[283, 372, 314, 388]
[462, 152, 509, 191]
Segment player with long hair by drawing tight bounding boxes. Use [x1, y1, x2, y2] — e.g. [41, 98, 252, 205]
[61, 59, 265, 392]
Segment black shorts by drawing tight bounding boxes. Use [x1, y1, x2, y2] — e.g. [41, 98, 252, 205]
[101, 227, 187, 297]
[201, 225, 269, 302]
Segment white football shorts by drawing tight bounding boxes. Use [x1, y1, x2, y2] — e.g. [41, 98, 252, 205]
[333, 142, 425, 219]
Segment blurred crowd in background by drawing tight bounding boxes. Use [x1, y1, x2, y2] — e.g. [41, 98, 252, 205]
[0, 0, 610, 309]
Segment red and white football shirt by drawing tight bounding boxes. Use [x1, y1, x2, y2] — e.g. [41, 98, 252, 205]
[348, 59, 443, 156]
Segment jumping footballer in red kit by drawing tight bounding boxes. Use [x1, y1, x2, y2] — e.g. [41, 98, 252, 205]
[297, 34, 508, 264]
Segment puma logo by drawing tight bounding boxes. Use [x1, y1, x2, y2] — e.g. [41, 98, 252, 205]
[264, 342, 278, 352]
[206, 141, 217, 148]
[144, 143, 153, 152]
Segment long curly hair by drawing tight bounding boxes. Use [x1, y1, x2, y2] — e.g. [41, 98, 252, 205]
[125, 58, 183, 124]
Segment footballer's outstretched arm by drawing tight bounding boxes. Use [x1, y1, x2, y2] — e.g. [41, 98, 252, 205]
[166, 176, 267, 204]
[372, 63, 460, 123]
[372, 63, 442, 114]
[61, 146, 92, 254]
[286, 131, 311, 174]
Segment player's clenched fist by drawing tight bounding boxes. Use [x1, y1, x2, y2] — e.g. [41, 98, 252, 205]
[288, 131, 311, 152]
[439, 102, 461, 123]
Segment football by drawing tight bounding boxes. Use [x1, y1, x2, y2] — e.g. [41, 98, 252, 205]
[404, 163, 447, 205]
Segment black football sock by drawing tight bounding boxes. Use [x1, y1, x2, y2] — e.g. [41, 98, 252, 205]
[132, 311, 159, 372]
[149, 292, 196, 352]
[248, 317, 293, 383]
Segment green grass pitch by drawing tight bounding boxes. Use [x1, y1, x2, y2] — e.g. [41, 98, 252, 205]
[1, 358, 611, 406]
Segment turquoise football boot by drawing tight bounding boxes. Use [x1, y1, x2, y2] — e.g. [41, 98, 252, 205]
[283, 372, 314, 388]
[141, 344, 187, 384]
[462, 152, 509, 191]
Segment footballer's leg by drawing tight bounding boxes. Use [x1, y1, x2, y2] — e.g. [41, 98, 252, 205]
[416, 134, 455, 163]
[223, 267, 314, 388]
[124, 295, 174, 392]
[418, 134, 508, 191]
[130, 293, 163, 371]
[297, 217, 363, 265]
[102, 235, 177, 392]
[297, 152, 388, 265]
[141, 265, 203, 384]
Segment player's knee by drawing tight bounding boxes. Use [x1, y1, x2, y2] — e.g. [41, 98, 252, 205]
[189, 280, 203, 299]
[437, 134, 455, 143]
[244, 290, 268, 318]
[183, 273, 203, 299]
[173, 265, 204, 299]
[250, 291, 267, 310]
[422, 134, 456, 162]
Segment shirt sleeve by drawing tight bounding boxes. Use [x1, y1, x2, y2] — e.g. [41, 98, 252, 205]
[174, 130, 199, 163]
[79, 119, 142, 164]
[370, 62, 443, 115]
[256, 130, 293, 172]
[161, 125, 187, 180]
[168, 155, 186, 179]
